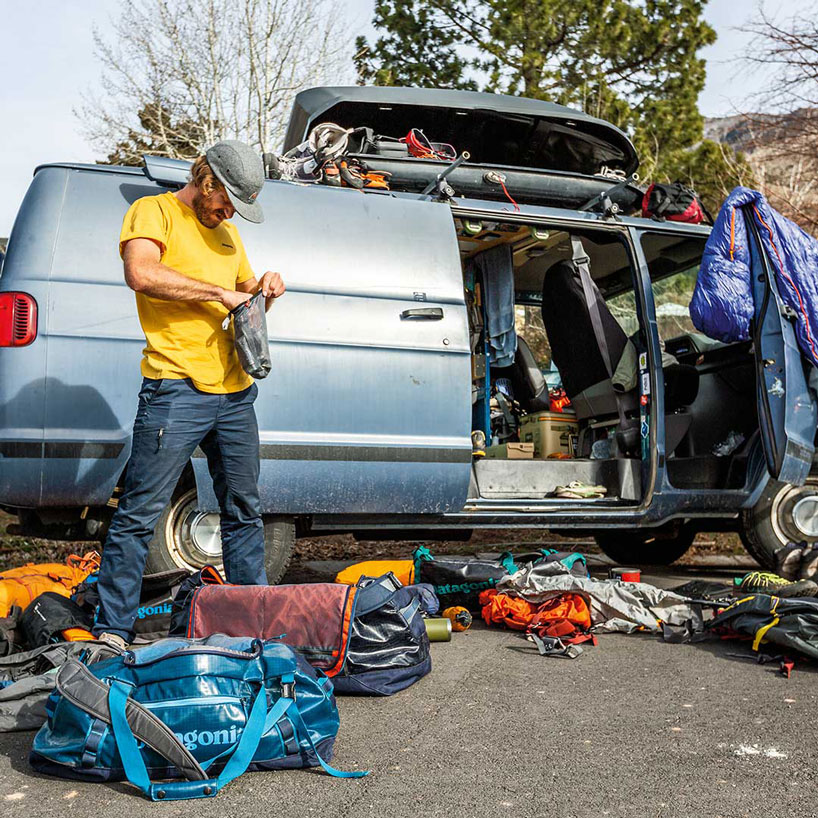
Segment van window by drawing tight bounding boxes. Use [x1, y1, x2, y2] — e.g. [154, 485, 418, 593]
[604, 289, 639, 338]
[640, 232, 707, 343]
[514, 304, 551, 369]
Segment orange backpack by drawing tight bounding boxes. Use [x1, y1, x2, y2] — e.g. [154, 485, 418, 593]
[0, 552, 100, 617]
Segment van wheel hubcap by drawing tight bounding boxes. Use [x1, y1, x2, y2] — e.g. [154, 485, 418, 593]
[164, 488, 223, 571]
[771, 480, 818, 543]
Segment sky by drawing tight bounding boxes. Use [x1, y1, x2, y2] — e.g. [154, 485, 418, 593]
[0, 0, 809, 237]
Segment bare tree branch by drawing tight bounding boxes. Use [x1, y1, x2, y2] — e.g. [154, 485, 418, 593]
[76, 0, 352, 163]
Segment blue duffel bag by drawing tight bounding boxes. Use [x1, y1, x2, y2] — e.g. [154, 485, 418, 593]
[29, 635, 366, 801]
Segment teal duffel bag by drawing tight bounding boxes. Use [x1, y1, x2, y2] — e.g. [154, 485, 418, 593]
[30, 635, 367, 801]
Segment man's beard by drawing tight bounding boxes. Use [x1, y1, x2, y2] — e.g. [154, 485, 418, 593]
[192, 192, 224, 228]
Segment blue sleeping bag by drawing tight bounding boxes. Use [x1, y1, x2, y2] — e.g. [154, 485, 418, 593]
[690, 186, 818, 367]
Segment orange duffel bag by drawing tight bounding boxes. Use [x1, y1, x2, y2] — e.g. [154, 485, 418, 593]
[335, 559, 414, 587]
[0, 552, 100, 617]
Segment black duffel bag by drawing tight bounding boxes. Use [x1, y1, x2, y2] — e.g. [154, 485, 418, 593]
[413, 547, 588, 613]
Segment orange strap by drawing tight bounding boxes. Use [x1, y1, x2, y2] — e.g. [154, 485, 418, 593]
[325, 587, 357, 677]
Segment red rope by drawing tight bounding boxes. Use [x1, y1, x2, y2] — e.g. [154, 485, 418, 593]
[499, 179, 520, 212]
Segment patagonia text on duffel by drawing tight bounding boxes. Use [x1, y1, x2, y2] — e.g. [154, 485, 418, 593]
[29, 635, 367, 801]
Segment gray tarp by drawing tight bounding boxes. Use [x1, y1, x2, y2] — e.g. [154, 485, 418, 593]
[496, 561, 704, 634]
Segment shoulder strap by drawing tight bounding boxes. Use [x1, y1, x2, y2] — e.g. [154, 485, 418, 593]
[571, 237, 630, 431]
[106, 670, 367, 801]
[57, 660, 207, 782]
[355, 573, 402, 615]
[108, 678, 269, 800]
[498, 552, 517, 574]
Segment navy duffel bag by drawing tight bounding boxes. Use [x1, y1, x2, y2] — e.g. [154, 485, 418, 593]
[30, 635, 366, 800]
[187, 573, 434, 696]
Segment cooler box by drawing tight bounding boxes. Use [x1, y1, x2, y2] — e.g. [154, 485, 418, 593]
[520, 411, 578, 458]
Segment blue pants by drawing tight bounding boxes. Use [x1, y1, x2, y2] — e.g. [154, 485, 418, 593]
[94, 378, 267, 641]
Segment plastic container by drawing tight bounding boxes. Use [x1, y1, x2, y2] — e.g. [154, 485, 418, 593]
[519, 411, 578, 458]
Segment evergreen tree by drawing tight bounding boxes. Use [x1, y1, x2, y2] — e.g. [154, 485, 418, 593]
[355, 0, 752, 209]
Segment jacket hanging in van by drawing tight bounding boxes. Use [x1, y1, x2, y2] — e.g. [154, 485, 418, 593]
[691, 186, 818, 367]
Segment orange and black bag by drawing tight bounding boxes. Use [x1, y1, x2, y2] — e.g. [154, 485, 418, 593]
[0, 552, 99, 617]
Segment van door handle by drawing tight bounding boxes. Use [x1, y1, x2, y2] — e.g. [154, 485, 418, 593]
[400, 307, 444, 320]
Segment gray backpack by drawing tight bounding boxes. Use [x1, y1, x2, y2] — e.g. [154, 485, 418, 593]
[0, 642, 118, 732]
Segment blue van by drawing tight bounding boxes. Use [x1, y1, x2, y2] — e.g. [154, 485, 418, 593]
[0, 86, 814, 580]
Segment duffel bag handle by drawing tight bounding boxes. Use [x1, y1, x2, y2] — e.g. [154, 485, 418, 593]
[108, 679, 270, 800]
[108, 676, 367, 801]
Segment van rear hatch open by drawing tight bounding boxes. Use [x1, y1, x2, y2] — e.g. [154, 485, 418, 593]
[282, 86, 638, 178]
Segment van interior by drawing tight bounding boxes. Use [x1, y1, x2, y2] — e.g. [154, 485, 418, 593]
[456, 218, 759, 505]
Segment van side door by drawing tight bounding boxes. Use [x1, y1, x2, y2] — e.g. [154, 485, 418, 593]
[195, 184, 472, 515]
[747, 208, 817, 485]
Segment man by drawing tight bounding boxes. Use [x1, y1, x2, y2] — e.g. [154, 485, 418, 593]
[93, 140, 285, 649]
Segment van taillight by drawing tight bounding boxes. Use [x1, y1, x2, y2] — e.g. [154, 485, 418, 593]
[0, 293, 37, 347]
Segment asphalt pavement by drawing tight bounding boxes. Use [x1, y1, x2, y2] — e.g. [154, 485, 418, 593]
[0, 557, 816, 818]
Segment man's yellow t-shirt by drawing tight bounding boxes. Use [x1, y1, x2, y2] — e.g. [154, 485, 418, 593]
[119, 191, 255, 394]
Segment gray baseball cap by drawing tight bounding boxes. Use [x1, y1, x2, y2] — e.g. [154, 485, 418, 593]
[205, 140, 265, 223]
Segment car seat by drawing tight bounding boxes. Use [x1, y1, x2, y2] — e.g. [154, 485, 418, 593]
[490, 336, 551, 414]
[540, 256, 699, 454]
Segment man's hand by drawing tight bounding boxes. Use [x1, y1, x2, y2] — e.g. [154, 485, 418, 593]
[220, 289, 251, 312]
[258, 271, 286, 304]
[236, 271, 286, 311]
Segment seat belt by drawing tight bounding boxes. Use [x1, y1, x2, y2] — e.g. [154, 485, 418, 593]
[570, 237, 630, 433]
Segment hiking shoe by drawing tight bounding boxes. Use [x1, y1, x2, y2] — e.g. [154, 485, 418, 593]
[774, 542, 805, 581]
[798, 544, 818, 581]
[736, 571, 818, 598]
[554, 481, 607, 499]
[97, 632, 128, 651]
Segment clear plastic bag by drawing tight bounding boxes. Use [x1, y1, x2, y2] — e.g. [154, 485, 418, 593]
[223, 291, 271, 379]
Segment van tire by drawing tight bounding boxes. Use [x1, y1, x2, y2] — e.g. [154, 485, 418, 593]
[145, 485, 295, 583]
[739, 474, 818, 571]
[594, 524, 695, 566]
